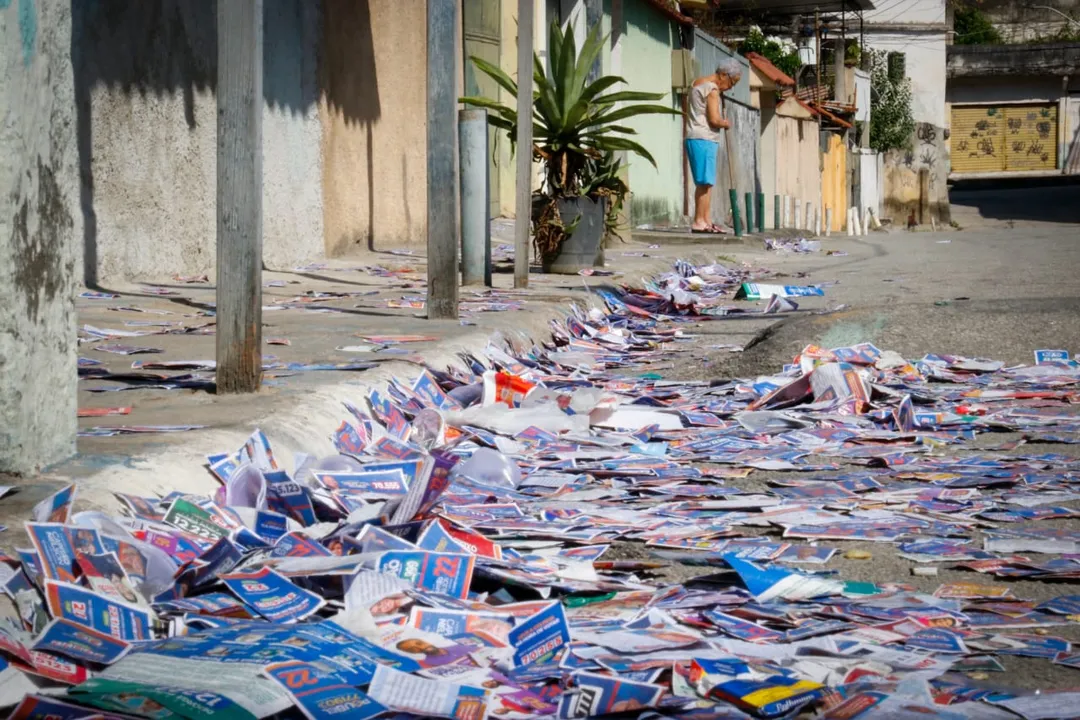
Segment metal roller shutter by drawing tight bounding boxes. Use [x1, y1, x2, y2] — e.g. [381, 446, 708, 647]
[951, 104, 1059, 173]
[1003, 105, 1058, 172]
[951, 106, 1005, 173]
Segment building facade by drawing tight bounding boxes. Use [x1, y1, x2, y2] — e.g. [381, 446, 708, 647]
[862, 0, 950, 224]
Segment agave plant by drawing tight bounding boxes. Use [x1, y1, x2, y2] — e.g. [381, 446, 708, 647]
[461, 21, 678, 257]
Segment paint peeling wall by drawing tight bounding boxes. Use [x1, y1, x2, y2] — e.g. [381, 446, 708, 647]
[0, 0, 81, 471]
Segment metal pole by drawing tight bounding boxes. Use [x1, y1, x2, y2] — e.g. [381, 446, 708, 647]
[794, 198, 802, 230]
[774, 195, 781, 229]
[427, 0, 459, 318]
[514, 0, 534, 288]
[744, 192, 754, 235]
[782, 195, 790, 228]
[825, 207, 833, 237]
[459, 109, 490, 286]
[216, 0, 264, 394]
[756, 193, 765, 233]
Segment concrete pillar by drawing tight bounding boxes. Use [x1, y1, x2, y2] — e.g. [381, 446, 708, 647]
[459, 109, 490, 286]
[0, 0, 80, 472]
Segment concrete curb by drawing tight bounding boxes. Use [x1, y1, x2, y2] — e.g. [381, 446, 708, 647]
[631, 228, 817, 247]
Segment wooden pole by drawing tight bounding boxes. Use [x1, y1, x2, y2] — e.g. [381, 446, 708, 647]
[514, 0, 534, 289]
[721, 95, 739, 231]
[216, 0, 264, 394]
[427, 0, 459, 318]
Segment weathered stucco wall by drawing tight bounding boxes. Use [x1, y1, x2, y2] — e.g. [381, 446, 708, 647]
[881, 122, 950, 224]
[72, 0, 324, 284]
[864, 10, 950, 225]
[320, 0, 427, 254]
[1, 0, 80, 471]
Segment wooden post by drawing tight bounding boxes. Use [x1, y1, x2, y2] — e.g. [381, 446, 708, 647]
[427, 0, 459, 318]
[216, 0, 264, 394]
[514, 0, 534, 289]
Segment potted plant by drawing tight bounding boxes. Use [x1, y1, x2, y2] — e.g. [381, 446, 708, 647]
[461, 22, 678, 273]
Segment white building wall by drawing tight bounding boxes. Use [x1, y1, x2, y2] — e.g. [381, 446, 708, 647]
[862, 30, 947, 127]
[863, 0, 945, 24]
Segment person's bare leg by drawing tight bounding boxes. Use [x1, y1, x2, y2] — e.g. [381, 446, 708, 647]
[692, 184, 712, 230]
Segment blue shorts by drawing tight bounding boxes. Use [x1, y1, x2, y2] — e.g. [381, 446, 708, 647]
[686, 138, 718, 187]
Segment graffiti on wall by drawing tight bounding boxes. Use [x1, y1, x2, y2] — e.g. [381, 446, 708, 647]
[952, 105, 1057, 172]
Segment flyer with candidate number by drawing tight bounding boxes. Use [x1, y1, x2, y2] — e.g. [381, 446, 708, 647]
[508, 602, 570, 668]
[376, 550, 475, 600]
[264, 660, 386, 720]
[43, 580, 152, 642]
[220, 567, 326, 623]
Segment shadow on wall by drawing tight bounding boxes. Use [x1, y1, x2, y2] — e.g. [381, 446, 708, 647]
[71, 0, 381, 287]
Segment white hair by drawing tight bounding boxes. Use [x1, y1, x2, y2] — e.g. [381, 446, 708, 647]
[716, 58, 743, 80]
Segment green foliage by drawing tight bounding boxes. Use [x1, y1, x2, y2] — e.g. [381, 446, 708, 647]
[845, 42, 861, 66]
[953, 6, 1002, 45]
[460, 21, 678, 196]
[738, 28, 801, 81]
[867, 49, 915, 154]
[460, 21, 678, 256]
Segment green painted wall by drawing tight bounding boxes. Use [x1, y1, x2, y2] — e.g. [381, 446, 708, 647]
[620, 1, 683, 226]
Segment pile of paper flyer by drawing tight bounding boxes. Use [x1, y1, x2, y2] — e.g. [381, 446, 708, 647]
[8, 260, 1080, 719]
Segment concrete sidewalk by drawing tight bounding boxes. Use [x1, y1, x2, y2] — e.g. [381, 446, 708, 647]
[25, 229, 830, 519]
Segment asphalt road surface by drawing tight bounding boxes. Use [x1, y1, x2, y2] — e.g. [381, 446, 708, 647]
[648, 182, 1080, 693]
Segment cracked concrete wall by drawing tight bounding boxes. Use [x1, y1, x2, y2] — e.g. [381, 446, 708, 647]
[1, 0, 81, 471]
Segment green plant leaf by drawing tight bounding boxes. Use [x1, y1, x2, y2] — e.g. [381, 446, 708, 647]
[469, 56, 518, 98]
[582, 103, 679, 128]
[592, 90, 668, 105]
[459, 95, 517, 122]
[593, 136, 657, 166]
[571, 24, 608, 99]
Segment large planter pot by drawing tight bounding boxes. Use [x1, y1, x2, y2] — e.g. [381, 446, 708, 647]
[543, 196, 607, 274]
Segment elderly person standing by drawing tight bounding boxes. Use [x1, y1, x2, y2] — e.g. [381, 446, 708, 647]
[686, 59, 742, 233]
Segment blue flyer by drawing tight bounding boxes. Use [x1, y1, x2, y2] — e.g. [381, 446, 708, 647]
[264, 660, 386, 720]
[416, 521, 468, 554]
[272, 532, 332, 558]
[905, 628, 968, 654]
[508, 601, 570, 667]
[376, 550, 474, 599]
[317, 469, 410, 497]
[333, 420, 367, 456]
[265, 471, 317, 526]
[1035, 349, 1070, 364]
[558, 671, 663, 718]
[32, 618, 131, 665]
[25, 523, 79, 583]
[253, 510, 289, 542]
[44, 580, 152, 641]
[221, 567, 326, 623]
